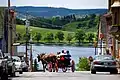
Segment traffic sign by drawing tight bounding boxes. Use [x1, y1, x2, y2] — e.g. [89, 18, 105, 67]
[100, 33, 104, 39]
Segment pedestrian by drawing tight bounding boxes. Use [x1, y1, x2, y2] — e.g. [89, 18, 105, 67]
[34, 59, 38, 72]
[106, 48, 111, 55]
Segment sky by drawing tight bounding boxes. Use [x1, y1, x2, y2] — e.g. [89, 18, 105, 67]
[0, 0, 108, 9]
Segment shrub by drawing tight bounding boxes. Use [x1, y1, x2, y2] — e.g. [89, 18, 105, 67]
[76, 57, 90, 71]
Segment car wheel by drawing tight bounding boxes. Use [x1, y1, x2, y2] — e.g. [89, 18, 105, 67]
[1, 72, 8, 80]
[91, 69, 96, 74]
[11, 71, 16, 77]
[62, 67, 67, 72]
[19, 71, 23, 74]
[110, 69, 118, 74]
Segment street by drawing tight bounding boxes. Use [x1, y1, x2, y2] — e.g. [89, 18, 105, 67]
[11, 71, 120, 80]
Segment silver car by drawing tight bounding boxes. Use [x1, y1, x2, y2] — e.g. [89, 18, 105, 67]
[90, 55, 118, 74]
[12, 56, 23, 74]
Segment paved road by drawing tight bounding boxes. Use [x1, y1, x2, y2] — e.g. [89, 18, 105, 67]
[11, 71, 120, 80]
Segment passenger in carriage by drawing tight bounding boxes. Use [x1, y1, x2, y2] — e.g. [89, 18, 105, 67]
[66, 50, 71, 57]
[61, 50, 71, 60]
[62, 50, 64, 54]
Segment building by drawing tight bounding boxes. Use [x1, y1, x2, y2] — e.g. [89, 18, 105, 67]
[97, 14, 113, 55]
[108, 0, 120, 59]
[0, 7, 17, 56]
[97, 0, 120, 59]
[0, 7, 7, 52]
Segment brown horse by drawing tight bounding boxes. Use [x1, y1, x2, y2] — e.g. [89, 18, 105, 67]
[37, 53, 57, 72]
[37, 53, 48, 72]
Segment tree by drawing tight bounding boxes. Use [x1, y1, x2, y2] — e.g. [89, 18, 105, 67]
[55, 31, 64, 42]
[16, 33, 22, 40]
[86, 33, 95, 43]
[75, 29, 85, 45]
[34, 32, 42, 42]
[76, 57, 90, 71]
[90, 14, 96, 19]
[16, 18, 25, 25]
[23, 33, 30, 40]
[45, 32, 54, 42]
[66, 33, 73, 44]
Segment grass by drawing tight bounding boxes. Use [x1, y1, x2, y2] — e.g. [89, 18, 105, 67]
[63, 21, 98, 32]
[16, 25, 75, 42]
[16, 25, 97, 47]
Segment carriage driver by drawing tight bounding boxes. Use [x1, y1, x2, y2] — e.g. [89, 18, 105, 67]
[62, 50, 71, 57]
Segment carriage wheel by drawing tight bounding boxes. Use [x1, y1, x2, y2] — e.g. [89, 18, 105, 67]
[48, 62, 52, 72]
[71, 60, 75, 72]
[62, 67, 67, 72]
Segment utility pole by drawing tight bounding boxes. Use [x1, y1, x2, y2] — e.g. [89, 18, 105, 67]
[25, 12, 30, 66]
[8, 0, 13, 59]
[30, 40, 33, 71]
[94, 41, 97, 55]
[100, 33, 104, 55]
[29, 29, 33, 72]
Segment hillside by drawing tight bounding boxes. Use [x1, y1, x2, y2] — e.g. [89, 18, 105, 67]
[16, 25, 74, 42]
[12, 6, 107, 17]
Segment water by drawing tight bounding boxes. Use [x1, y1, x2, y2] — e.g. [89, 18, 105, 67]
[17, 45, 95, 69]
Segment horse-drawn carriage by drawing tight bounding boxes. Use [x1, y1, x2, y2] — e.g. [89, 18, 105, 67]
[55, 52, 75, 72]
[37, 50, 75, 72]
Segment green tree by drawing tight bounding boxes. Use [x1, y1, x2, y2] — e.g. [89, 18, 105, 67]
[16, 33, 22, 40]
[66, 33, 73, 44]
[16, 18, 25, 25]
[76, 57, 90, 71]
[75, 29, 85, 45]
[45, 32, 54, 42]
[55, 31, 64, 42]
[23, 33, 30, 41]
[34, 32, 42, 42]
[86, 33, 95, 43]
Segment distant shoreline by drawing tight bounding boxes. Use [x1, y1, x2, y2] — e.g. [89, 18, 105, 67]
[18, 41, 94, 47]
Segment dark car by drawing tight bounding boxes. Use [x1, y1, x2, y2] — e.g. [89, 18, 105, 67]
[90, 55, 118, 74]
[0, 50, 8, 80]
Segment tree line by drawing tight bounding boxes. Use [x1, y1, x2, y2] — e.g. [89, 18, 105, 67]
[16, 29, 97, 45]
[16, 14, 99, 31]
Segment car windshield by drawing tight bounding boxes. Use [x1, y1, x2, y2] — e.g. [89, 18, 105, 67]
[94, 55, 114, 60]
[12, 56, 21, 62]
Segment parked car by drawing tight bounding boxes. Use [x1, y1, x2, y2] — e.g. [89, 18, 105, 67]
[12, 56, 23, 74]
[90, 55, 118, 74]
[21, 60, 28, 72]
[0, 50, 8, 80]
[4, 53, 16, 77]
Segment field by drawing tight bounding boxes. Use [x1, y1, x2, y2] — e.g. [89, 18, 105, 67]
[16, 25, 75, 43]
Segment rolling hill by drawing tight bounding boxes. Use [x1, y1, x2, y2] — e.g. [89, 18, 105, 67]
[12, 6, 107, 17]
